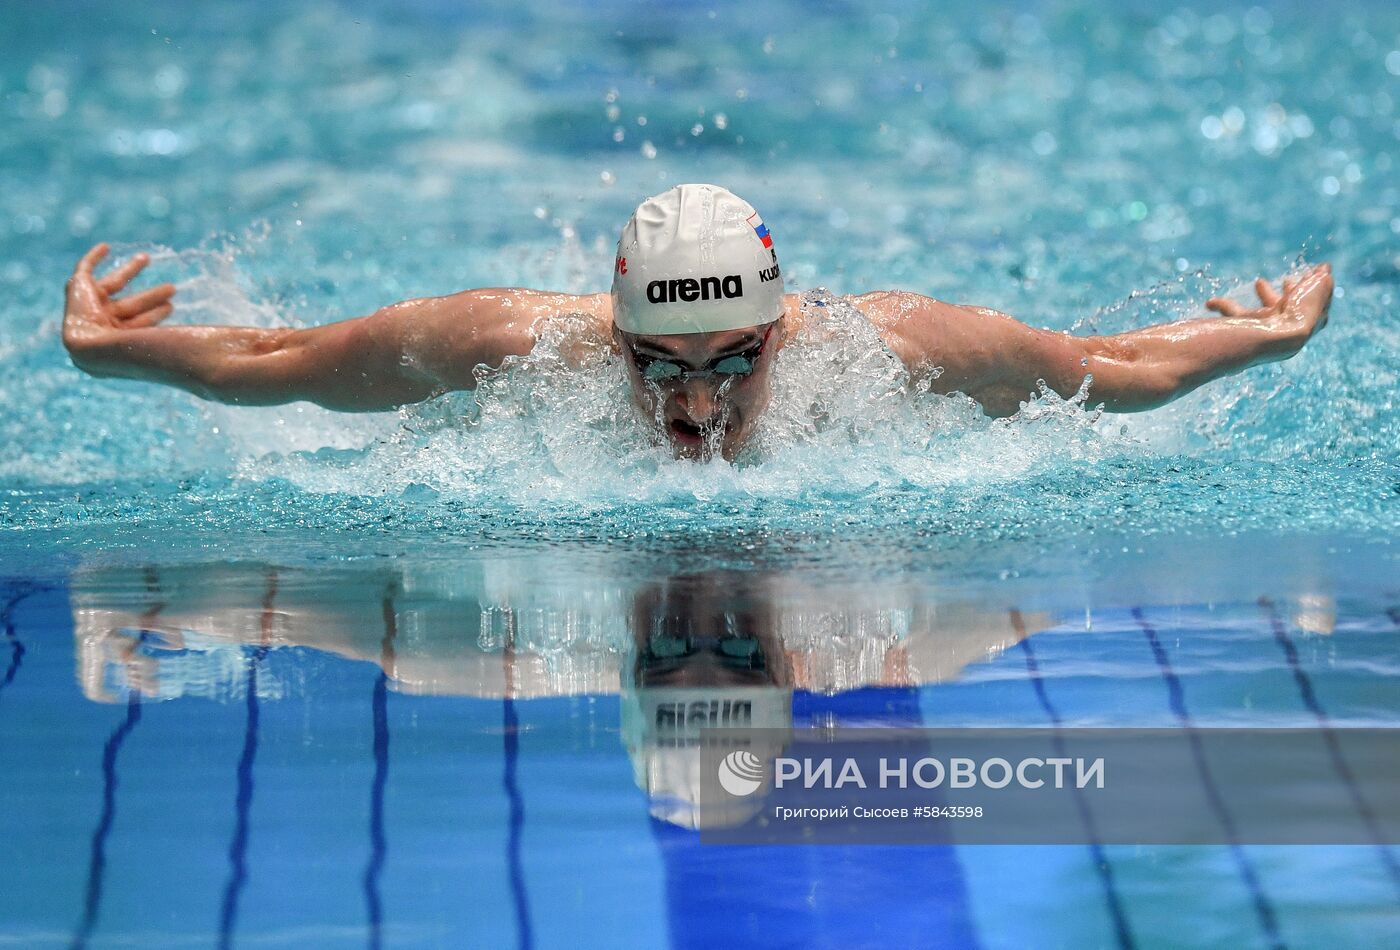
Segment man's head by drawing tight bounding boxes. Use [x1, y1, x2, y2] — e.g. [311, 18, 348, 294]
[611, 184, 785, 460]
[621, 571, 794, 829]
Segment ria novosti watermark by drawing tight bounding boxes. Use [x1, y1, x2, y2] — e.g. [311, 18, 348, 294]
[760, 751, 1104, 792]
[698, 729, 1400, 846]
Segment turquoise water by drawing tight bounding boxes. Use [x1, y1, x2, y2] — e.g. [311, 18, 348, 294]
[2, 0, 1399, 946]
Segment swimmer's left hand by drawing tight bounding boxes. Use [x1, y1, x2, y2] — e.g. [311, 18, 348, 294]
[1203, 263, 1333, 355]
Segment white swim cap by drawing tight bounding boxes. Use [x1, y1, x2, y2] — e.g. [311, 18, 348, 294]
[620, 684, 792, 829]
[612, 183, 784, 335]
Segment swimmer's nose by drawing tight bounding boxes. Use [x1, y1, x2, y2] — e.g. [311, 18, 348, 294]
[676, 377, 721, 425]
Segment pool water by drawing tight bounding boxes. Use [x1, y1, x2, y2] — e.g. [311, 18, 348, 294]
[2, 0, 1399, 946]
[3, 541, 1400, 948]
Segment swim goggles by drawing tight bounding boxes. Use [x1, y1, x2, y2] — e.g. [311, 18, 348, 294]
[629, 323, 775, 383]
[641, 613, 768, 675]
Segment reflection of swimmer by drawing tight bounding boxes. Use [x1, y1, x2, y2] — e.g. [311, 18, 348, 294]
[62, 183, 1333, 461]
[67, 561, 1047, 706]
[620, 573, 794, 829]
[70, 561, 1062, 833]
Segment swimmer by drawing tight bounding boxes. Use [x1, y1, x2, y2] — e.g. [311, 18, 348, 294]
[61, 183, 1334, 461]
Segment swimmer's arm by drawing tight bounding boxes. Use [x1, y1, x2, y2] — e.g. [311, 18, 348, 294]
[63, 244, 603, 411]
[865, 264, 1333, 416]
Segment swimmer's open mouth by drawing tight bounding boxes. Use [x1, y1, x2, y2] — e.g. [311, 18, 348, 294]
[669, 418, 705, 446]
[667, 418, 730, 447]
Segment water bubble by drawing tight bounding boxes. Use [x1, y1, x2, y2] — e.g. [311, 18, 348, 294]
[713, 112, 728, 130]
[640, 141, 657, 159]
[1252, 125, 1279, 154]
[690, 123, 704, 136]
[1031, 131, 1057, 155]
[68, 206, 96, 235]
[139, 128, 181, 155]
[1387, 51, 1400, 76]
[1320, 176, 1341, 196]
[26, 64, 65, 93]
[153, 64, 186, 98]
[41, 89, 68, 117]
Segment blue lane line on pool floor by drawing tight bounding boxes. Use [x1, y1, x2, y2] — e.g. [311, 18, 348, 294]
[1013, 615, 1136, 950]
[219, 571, 276, 950]
[1132, 606, 1286, 950]
[70, 694, 143, 950]
[1257, 597, 1400, 901]
[502, 633, 535, 950]
[362, 592, 397, 950]
[0, 587, 35, 697]
[218, 644, 267, 950]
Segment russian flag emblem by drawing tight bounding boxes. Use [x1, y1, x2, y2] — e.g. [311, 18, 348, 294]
[747, 213, 773, 249]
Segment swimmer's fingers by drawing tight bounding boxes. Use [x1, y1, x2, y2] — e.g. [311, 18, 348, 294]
[1253, 277, 1282, 308]
[1204, 296, 1244, 316]
[74, 242, 109, 279]
[121, 303, 174, 328]
[113, 283, 176, 320]
[65, 244, 109, 304]
[97, 253, 151, 294]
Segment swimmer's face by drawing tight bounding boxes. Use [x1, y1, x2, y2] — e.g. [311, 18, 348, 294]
[615, 320, 781, 461]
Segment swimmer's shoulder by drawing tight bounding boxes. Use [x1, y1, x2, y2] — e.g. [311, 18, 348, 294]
[437, 287, 612, 336]
[777, 290, 935, 351]
[845, 291, 975, 370]
[398, 288, 612, 378]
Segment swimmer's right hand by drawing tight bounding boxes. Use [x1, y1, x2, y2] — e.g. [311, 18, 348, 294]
[62, 242, 177, 370]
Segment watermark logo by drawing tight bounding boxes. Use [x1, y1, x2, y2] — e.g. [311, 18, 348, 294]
[717, 750, 765, 797]
[698, 728, 1400, 845]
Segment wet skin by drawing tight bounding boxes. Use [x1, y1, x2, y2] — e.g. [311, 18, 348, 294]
[62, 242, 1335, 463]
[613, 320, 786, 461]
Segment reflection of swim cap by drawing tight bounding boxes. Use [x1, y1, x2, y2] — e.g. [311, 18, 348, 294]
[621, 684, 792, 829]
[612, 183, 784, 336]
